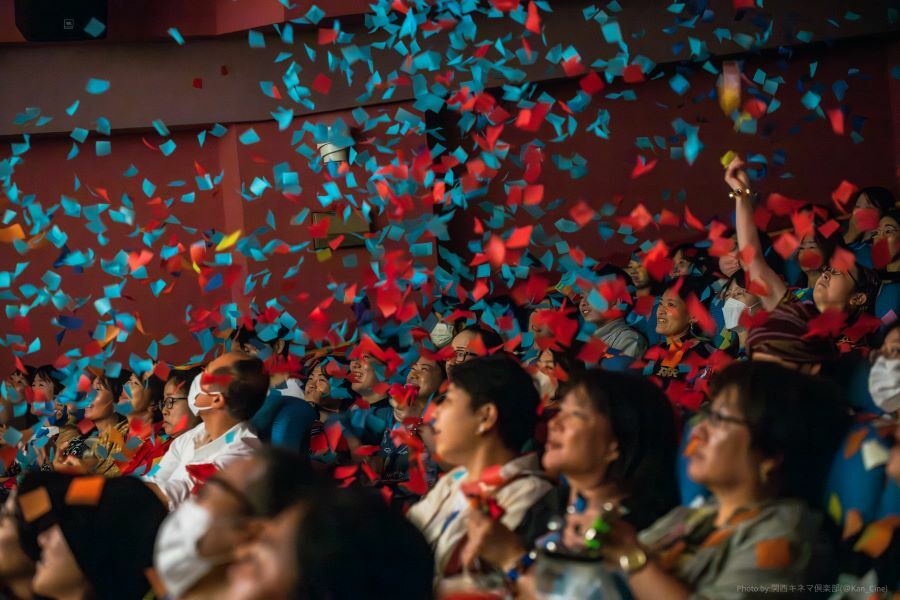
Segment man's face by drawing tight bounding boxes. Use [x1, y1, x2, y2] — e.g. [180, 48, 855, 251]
[195, 457, 263, 561]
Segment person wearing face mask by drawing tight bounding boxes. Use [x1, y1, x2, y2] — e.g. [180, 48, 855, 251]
[16, 471, 167, 600]
[869, 323, 900, 414]
[154, 448, 317, 600]
[718, 272, 762, 354]
[145, 352, 267, 510]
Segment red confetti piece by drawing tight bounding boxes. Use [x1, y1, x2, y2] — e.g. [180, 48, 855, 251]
[317, 28, 338, 44]
[579, 71, 605, 95]
[630, 155, 658, 179]
[826, 107, 845, 135]
[506, 225, 533, 249]
[525, 0, 540, 33]
[643, 241, 673, 281]
[312, 73, 332, 94]
[192, 77, 203, 89]
[831, 180, 859, 208]
[623, 64, 645, 83]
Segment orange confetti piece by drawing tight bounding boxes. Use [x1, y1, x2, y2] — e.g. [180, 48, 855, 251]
[18, 487, 52, 523]
[842, 509, 864, 541]
[65, 476, 106, 506]
[853, 518, 900, 559]
[0, 224, 25, 243]
[755, 537, 792, 569]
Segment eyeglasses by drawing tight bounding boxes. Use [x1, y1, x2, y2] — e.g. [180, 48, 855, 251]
[820, 265, 859, 288]
[452, 349, 476, 363]
[159, 395, 188, 411]
[698, 402, 750, 428]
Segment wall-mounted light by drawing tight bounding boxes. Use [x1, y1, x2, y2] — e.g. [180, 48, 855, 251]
[316, 126, 353, 163]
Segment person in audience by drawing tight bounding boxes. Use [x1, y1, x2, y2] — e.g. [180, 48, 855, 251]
[645, 276, 723, 412]
[227, 487, 434, 600]
[872, 208, 900, 321]
[726, 155, 880, 318]
[378, 355, 445, 506]
[236, 322, 317, 453]
[0, 491, 34, 600]
[145, 352, 267, 509]
[120, 368, 202, 477]
[304, 357, 356, 463]
[843, 186, 896, 247]
[745, 302, 837, 374]
[717, 272, 763, 353]
[119, 370, 164, 432]
[601, 361, 849, 599]
[446, 325, 503, 378]
[460, 370, 680, 579]
[2, 366, 35, 432]
[155, 447, 316, 599]
[532, 345, 585, 407]
[30, 365, 65, 426]
[83, 370, 131, 476]
[348, 348, 391, 410]
[578, 266, 648, 359]
[625, 254, 663, 347]
[407, 354, 552, 577]
[17, 471, 167, 600]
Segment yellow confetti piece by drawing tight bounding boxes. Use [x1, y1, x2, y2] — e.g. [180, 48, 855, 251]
[192, 262, 201, 274]
[827, 493, 842, 525]
[215, 229, 241, 251]
[718, 61, 741, 115]
[720, 150, 737, 169]
[316, 248, 333, 262]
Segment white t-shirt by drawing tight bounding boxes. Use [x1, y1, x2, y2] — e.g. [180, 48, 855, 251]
[145, 420, 259, 510]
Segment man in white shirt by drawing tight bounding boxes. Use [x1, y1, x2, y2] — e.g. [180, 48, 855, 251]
[146, 352, 268, 509]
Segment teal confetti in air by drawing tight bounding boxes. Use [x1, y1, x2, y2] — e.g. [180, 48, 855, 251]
[85, 78, 110, 95]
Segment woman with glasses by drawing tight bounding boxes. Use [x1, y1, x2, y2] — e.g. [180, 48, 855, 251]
[600, 361, 849, 599]
[119, 368, 202, 477]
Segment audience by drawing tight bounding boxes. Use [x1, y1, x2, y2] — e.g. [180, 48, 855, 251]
[0, 157, 896, 599]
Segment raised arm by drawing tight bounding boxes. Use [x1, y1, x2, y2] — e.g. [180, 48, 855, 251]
[724, 156, 787, 310]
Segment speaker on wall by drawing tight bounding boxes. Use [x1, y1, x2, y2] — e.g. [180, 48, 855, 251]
[15, 0, 108, 42]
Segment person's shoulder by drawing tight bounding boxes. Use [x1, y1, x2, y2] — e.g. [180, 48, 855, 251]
[733, 499, 823, 544]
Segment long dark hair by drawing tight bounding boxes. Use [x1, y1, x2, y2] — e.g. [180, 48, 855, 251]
[563, 369, 680, 530]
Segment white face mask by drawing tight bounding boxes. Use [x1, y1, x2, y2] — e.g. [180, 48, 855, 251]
[869, 356, 900, 413]
[187, 372, 212, 416]
[722, 297, 748, 330]
[534, 370, 555, 400]
[154, 499, 223, 598]
[430, 322, 454, 348]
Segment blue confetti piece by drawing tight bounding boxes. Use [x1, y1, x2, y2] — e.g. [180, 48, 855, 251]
[248, 30, 265, 49]
[84, 18, 106, 38]
[95, 141, 111, 156]
[85, 78, 110, 95]
[159, 139, 177, 156]
[66, 100, 80, 116]
[142, 178, 156, 197]
[239, 128, 260, 145]
[801, 90, 821, 110]
[71, 127, 88, 143]
[669, 73, 690, 95]
[168, 27, 185, 45]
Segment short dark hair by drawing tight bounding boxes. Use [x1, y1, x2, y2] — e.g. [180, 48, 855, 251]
[456, 325, 503, 351]
[235, 321, 290, 358]
[449, 354, 539, 453]
[666, 275, 714, 304]
[708, 361, 849, 507]
[214, 358, 270, 421]
[97, 369, 131, 402]
[849, 262, 881, 318]
[33, 364, 63, 395]
[167, 366, 204, 395]
[246, 447, 320, 517]
[851, 186, 896, 215]
[563, 369, 680, 530]
[292, 487, 434, 600]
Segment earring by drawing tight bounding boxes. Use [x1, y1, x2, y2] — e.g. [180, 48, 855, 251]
[477, 425, 486, 435]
